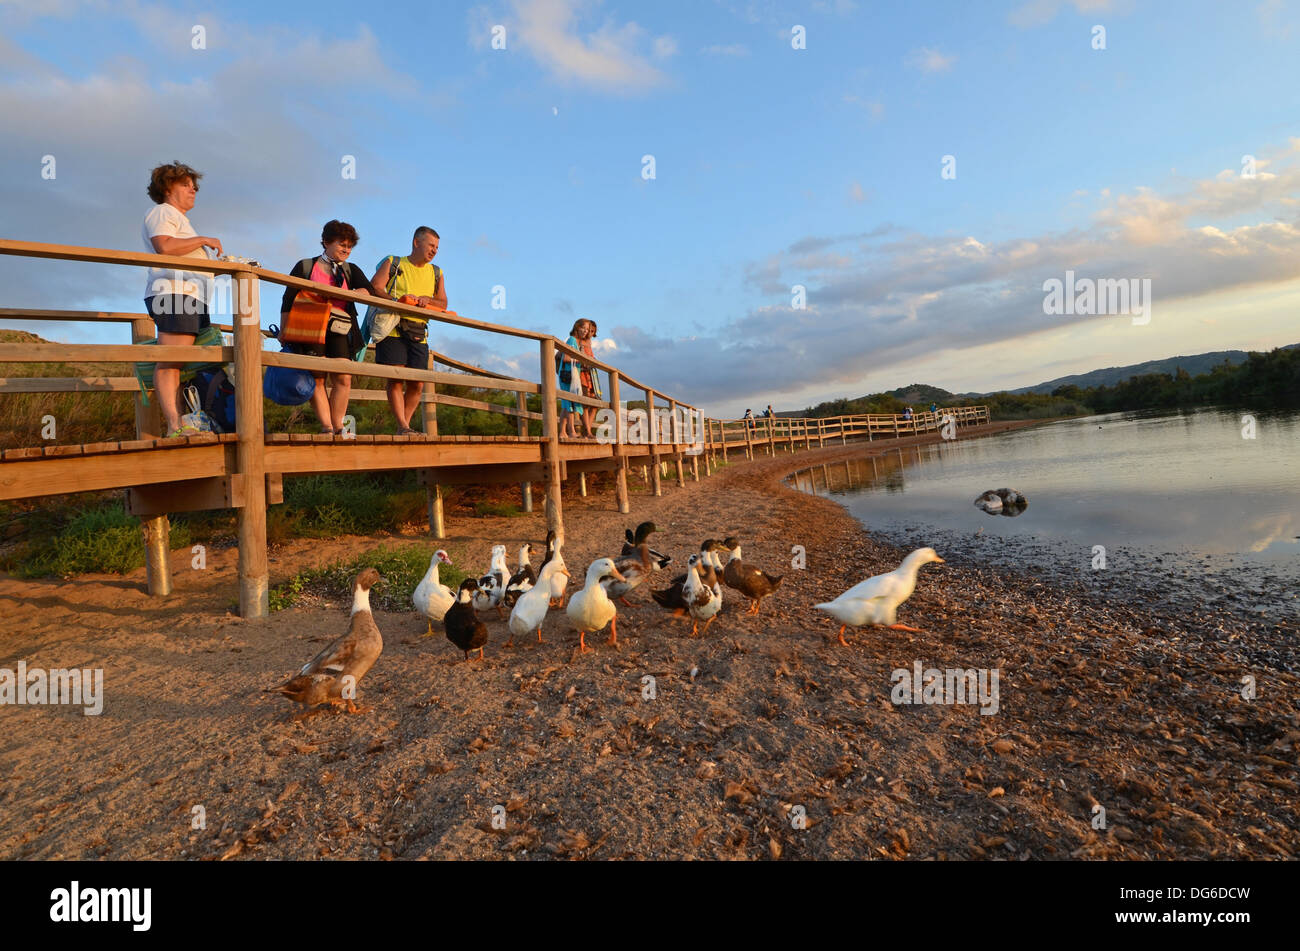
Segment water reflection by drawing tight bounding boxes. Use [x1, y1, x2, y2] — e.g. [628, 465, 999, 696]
[786, 408, 1300, 567]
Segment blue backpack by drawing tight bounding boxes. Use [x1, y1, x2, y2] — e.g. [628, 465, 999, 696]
[192, 367, 237, 432]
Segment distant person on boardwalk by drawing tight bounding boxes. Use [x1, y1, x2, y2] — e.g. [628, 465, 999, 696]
[559, 318, 602, 438]
[142, 161, 223, 437]
[903, 406, 914, 420]
[930, 402, 938, 415]
[279, 220, 377, 435]
[763, 405, 774, 419]
[369, 227, 448, 435]
[743, 408, 754, 430]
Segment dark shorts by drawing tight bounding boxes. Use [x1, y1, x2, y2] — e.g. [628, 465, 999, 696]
[375, 334, 429, 370]
[283, 314, 362, 366]
[145, 295, 210, 335]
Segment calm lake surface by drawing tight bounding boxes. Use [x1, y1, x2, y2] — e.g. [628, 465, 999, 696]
[787, 408, 1299, 599]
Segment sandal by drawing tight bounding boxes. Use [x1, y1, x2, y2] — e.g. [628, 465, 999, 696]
[396, 426, 419, 436]
[164, 423, 202, 438]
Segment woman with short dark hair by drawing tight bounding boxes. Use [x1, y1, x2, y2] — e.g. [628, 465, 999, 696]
[279, 220, 378, 435]
[142, 161, 223, 436]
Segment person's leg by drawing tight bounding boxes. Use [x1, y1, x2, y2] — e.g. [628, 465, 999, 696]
[155, 330, 195, 433]
[403, 382, 423, 430]
[329, 373, 352, 433]
[309, 374, 332, 431]
[386, 380, 407, 428]
[375, 336, 407, 430]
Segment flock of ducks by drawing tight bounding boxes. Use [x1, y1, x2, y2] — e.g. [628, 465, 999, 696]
[270, 522, 947, 716]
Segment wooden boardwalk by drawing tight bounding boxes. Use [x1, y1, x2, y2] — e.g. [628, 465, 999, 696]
[0, 238, 988, 617]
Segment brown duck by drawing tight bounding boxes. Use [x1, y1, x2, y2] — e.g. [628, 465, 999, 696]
[721, 537, 783, 615]
[605, 521, 670, 605]
[271, 568, 383, 715]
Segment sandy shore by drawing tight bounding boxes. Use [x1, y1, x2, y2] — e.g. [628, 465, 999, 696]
[1, 420, 1296, 860]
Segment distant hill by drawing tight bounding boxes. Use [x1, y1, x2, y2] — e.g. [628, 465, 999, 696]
[1002, 345, 1299, 395]
[888, 383, 954, 405]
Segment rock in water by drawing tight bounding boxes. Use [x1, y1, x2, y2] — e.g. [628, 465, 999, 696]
[974, 488, 1028, 517]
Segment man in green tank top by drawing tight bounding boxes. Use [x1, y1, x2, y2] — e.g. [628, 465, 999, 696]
[370, 226, 448, 434]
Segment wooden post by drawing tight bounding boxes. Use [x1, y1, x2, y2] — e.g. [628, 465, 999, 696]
[539, 339, 563, 539]
[517, 391, 533, 513]
[818, 417, 825, 448]
[767, 417, 775, 456]
[422, 367, 444, 539]
[233, 271, 268, 619]
[841, 415, 848, 445]
[721, 420, 729, 463]
[744, 417, 753, 459]
[669, 399, 685, 487]
[579, 471, 587, 497]
[805, 418, 813, 450]
[609, 371, 629, 514]
[647, 388, 661, 497]
[132, 316, 171, 597]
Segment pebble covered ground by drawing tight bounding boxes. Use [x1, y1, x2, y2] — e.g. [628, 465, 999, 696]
[0, 422, 1295, 860]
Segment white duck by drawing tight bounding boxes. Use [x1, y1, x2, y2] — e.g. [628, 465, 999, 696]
[507, 558, 570, 648]
[566, 557, 627, 653]
[682, 553, 723, 637]
[537, 530, 569, 609]
[815, 547, 945, 646]
[472, 544, 510, 617]
[413, 549, 455, 634]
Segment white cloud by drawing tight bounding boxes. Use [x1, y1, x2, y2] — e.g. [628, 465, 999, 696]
[1009, 0, 1122, 29]
[653, 35, 678, 57]
[700, 43, 749, 56]
[906, 46, 955, 73]
[509, 0, 670, 90]
[603, 139, 1300, 409]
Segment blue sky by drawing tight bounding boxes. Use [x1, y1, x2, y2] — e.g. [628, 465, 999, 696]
[2, 0, 1299, 415]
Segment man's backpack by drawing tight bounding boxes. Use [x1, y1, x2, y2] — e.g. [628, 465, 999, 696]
[361, 255, 441, 345]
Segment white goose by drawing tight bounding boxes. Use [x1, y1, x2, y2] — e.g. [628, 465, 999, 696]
[472, 544, 510, 617]
[566, 557, 627, 653]
[537, 530, 570, 608]
[682, 553, 723, 637]
[815, 547, 945, 646]
[507, 558, 569, 648]
[413, 549, 455, 634]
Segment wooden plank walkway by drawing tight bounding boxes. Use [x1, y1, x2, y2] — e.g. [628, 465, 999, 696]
[0, 236, 989, 616]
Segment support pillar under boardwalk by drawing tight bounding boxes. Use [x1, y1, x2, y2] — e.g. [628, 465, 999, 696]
[233, 270, 268, 618]
[539, 338, 564, 539]
[132, 315, 170, 596]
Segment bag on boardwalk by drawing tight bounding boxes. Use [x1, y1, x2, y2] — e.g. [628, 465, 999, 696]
[133, 324, 226, 404]
[193, 367, 236, 433]
[179, 384, 218, 433]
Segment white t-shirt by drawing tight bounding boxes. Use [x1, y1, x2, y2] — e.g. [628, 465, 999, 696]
[142, 203, 212, 303]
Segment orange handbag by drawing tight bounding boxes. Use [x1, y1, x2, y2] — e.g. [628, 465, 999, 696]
[280, 291, 332, 346]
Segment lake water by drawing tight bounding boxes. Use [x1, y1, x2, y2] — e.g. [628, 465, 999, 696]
[787, 409, 1299, 616]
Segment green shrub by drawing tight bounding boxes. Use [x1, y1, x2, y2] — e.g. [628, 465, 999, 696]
[269, 543, 471, 613]
[12, 503, 192, 578]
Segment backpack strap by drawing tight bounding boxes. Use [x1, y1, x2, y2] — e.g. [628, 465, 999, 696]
[383, 255, 403, 296]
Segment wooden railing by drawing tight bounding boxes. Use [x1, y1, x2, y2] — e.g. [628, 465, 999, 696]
[0, 238, 989, 616]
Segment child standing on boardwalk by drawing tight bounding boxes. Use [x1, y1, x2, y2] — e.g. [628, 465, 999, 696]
[559, 318, 601, 437]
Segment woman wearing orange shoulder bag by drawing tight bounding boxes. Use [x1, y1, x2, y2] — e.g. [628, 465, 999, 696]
[278, 220, 378, 435]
